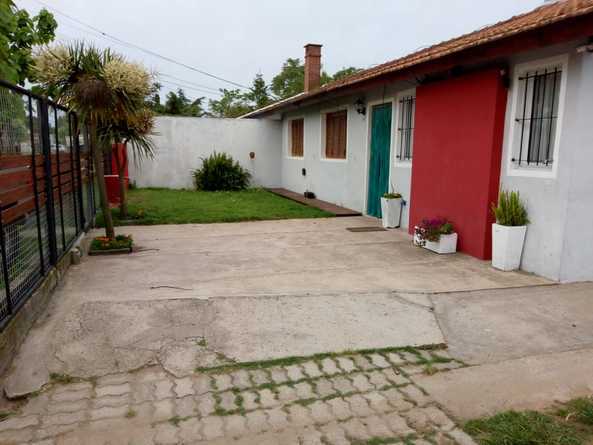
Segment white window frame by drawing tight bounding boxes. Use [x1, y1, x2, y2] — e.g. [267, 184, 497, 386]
[392, 88, 416, 169]
[506, 54, 568, 179]
[286, 116, 305, 159]
[320, 106, 349, 163]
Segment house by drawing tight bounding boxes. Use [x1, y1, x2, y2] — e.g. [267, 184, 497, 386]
[242, 0, 593, 283]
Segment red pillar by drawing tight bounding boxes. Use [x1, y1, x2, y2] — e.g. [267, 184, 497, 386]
[409, 68, 508, 259]
[105, 143, 129, 205]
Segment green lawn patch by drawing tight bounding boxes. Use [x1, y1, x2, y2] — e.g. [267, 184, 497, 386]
[465, 398, 593, 445]
[96, 188, 333, 226]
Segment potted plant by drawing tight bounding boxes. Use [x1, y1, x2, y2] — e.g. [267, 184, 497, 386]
[414, 218, 457, 254]
[491, 190, 529, 271]
[380, 192, 402, 228]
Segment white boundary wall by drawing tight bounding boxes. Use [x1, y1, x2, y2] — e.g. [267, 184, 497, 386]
[129, 116, 282, 189]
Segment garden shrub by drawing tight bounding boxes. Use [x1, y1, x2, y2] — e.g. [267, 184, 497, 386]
[193, 152, 251, 191]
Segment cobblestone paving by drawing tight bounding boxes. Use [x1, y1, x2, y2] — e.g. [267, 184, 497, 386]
[0, 348, 477, 445]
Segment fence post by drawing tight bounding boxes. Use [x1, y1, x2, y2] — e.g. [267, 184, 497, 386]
[88, 128, 96, 219]
[67, 114, 79, 232]
[72, 114, 85, 230]
[28, 97, 46, 276]
[40, 100, 58, 265]
[52, 109, 66, 252]
[0, 212, 12, 316]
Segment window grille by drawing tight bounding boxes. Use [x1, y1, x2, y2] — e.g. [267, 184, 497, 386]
[513, 67, 561, 167]
[396, 96, 415, 161]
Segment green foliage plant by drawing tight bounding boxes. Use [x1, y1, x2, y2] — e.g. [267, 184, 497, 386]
[0, 1, 57, 84]
[492, 190, 529, 226]
[193, 152, 251, 191]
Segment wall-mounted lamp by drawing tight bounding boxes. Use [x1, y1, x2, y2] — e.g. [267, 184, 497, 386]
[354, 99, 366, 116]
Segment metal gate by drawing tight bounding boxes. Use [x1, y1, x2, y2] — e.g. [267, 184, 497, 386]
[0, 79, 96, 330]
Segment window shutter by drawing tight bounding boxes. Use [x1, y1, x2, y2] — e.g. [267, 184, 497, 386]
[325, 110, 347, 159]
[291, 119, 304, 157]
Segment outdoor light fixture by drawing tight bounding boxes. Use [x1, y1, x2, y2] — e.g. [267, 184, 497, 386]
[355, 99, 366, 116]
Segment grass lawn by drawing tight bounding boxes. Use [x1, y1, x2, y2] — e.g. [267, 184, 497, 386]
[96, 188, 333, 226]
[465, 397, 593, 445]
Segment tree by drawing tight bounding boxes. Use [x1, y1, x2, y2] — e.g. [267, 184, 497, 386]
[34, 42, 152, 239]
[270, 58, 304, 100]
[153, 87, 206, 117]
[208, 89, 251, 118]
[99, 108, 155, 218]
[244, 74, 271, 109]
[0, 1, 57, 84]
[146, 82, 165, 114]
[186, 97, 206, 117]
[332, 67, 362, 82]
[270, 58, 332, 99]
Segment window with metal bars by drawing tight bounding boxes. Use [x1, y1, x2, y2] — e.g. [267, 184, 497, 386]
[396, 95, 415, 161]
[512, 65, 562, 167]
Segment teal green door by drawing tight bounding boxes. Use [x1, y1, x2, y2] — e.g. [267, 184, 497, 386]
[367, 103, 392, 217]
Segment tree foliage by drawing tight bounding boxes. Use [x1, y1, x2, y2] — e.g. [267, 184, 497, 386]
[208, 88, 251, 118]
[164, 88, 206, 116]
[270, 58, 360, 100]
[147, 84, 207, 117]
[33, 42, 153, 238]
[0, 0, 57, 84]
[244, 73, 270, 109]
[150, 58, 362, 118]
[270, 58, 337, 100]
[332, 66, 362, 82]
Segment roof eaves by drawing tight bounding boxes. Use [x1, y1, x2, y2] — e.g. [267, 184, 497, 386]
[245, 0, 593, 118]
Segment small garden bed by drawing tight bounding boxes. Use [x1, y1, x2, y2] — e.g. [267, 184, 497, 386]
[96, 188, 333, 226]
[89, 234, 133, 255]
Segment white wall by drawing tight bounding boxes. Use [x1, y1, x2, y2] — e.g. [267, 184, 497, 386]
[499, 43, 593, 281]
[129, 116, 282, 189]
[277, 42, 593, 282]
[280, 82, 414, 227]
[281, 101, 367, 213]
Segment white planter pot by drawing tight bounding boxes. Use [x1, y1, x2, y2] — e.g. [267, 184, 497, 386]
[414, 228, 458, 254]
[492, 223, 527, 271]
[380, 197, 402, 228]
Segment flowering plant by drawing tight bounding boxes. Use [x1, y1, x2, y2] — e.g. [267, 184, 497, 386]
[414, 218, 454, 245]
[91, 234, 133, 251]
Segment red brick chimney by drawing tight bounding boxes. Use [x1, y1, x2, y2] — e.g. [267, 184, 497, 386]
[304, 44, 322, 93]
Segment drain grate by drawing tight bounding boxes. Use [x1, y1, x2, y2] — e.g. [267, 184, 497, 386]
[346, 226, 387, 232]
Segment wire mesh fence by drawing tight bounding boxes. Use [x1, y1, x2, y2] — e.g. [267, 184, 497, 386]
[0, 80, 95, 330]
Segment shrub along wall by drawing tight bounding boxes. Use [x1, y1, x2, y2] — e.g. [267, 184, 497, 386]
[129, 117, 282, 189]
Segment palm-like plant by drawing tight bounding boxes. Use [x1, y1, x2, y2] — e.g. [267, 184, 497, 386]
[34, 42, 152, 238]
[98, 108, 155, 218]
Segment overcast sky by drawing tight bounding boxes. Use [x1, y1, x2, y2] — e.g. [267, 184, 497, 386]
[16, 0, 544, 100]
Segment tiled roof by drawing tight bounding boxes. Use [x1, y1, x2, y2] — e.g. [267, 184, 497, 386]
[244, 0, 593, 118]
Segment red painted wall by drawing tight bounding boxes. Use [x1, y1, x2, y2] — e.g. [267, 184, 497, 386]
[409, 68, 508, 259]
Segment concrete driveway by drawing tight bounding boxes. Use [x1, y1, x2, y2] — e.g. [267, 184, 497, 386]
[2, 216, 593, 444]
[4, 216, 547, 397]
